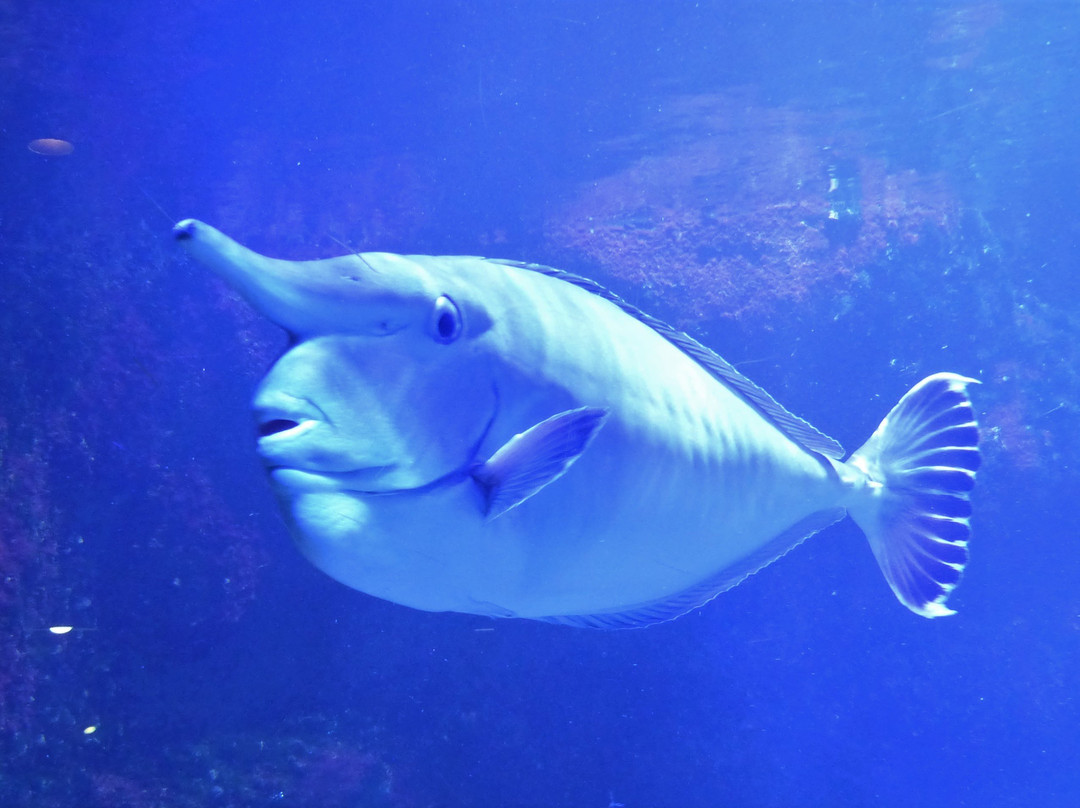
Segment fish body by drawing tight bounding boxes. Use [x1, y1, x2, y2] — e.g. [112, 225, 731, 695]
[175, 219, 979, 627]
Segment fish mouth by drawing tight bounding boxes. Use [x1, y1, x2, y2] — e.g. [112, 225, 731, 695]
[254, 393, 326, 441]
[265, 392, 500, 497]
[258, 418, 317, 439]
[253, 396, 404, 491]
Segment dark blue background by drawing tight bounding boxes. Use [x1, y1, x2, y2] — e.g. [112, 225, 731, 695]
[2, 2, 1078, 806]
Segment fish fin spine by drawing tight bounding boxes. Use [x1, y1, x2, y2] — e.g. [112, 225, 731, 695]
[847, 373, 981, 618]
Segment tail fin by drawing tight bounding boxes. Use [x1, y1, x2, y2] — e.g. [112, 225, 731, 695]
[847, 373, 981, 617]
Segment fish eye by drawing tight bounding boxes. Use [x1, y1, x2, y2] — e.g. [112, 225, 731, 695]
[430, 295, 462, 344]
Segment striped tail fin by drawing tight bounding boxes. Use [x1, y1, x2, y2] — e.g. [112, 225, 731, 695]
[847, 373, 981, 617]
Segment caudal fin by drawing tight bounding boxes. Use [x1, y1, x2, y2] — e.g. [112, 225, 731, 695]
[847, 373, 981, 617]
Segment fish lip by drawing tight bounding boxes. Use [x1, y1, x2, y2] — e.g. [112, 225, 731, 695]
[257, 418, 318, 443]
[255, 397, 326, 422]
[266, 465, 401, 493]
[253, 393, 328, 441]
[266, 384, 501, 496]
[266, 464, 467, 497]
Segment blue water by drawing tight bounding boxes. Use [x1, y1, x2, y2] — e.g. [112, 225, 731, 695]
[2, 2, 1078, 806]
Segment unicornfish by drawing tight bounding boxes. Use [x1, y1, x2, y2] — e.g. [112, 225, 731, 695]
[174, 219, 980, 628]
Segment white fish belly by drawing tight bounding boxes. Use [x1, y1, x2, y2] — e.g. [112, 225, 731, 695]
[285, 366, 844, 620]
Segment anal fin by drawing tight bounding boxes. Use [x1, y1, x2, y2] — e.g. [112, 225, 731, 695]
[541, 508, 847, 629]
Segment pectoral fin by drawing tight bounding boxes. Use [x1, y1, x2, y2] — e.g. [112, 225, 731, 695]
[472, 407, 608, 519]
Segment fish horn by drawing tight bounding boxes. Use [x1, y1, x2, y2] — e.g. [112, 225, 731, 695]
[173, 219, 431, 337]
[173, 219, 316, 331]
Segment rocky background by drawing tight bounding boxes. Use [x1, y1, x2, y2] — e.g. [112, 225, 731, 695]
[2, 2, 1078, 806]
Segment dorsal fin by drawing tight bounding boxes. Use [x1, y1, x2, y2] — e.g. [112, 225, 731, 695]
[489, 259, 845, 459]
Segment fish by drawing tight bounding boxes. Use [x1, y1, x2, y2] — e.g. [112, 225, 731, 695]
[174, 219, 980, 628]
[27, 137, 74, 156]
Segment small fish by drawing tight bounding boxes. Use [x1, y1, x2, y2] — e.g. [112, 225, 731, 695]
[175, 219, 979, 628]
[27, 137, 74, 156]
